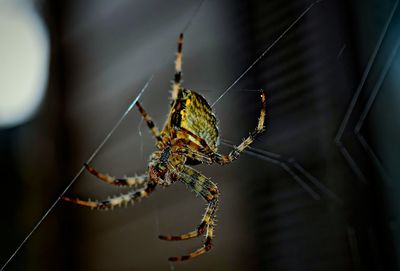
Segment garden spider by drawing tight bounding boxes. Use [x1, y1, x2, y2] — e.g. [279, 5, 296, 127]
[63, 33, 267, 261]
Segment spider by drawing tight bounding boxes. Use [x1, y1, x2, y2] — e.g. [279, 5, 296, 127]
[63, 33, 267, 261]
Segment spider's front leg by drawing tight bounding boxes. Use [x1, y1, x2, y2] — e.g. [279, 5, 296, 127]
[159, 166, 218, 261]
[213, 90, 266, 164]
[63, 180, 156, 210]
[175, 90, 266, 165]
[135, 102, 162, 143]
[171, 33, 183, 101]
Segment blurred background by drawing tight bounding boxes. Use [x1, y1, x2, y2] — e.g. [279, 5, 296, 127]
[1, 0, 400, 270]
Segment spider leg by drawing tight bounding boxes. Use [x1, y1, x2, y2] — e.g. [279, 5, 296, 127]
[175, 147, 213, 164]
[171, 141, 213, 164]
[170, 90, 265, 167]
[171, 33, 183, 101]
[159, 166, 218, 261]
[135, 102, 162, 142]
[84, 163, 147, 187]
[171, 90, 265, 166]
[63, 182, 156, 210]
[213, 90, 266, 165]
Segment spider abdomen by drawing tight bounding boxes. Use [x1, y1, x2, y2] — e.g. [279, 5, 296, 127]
[164, 89, 219, 153]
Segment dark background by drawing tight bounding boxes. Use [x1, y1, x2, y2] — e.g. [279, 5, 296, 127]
[1, 0, 400, 270]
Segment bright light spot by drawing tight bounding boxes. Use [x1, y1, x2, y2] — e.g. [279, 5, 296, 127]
[0, 0, 49, 128]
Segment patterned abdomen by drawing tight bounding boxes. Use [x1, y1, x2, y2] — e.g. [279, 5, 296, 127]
[165, 89, 219, 152]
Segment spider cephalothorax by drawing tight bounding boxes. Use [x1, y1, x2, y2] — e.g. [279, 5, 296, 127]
[64, 33, 266, 261]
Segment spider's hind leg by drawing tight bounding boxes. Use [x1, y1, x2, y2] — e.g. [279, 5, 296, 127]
[159, 166, 218, 261]
[84, 163, 147, 187]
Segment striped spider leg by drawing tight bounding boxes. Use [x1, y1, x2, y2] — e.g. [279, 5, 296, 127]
[62, 92, 163, 210]
[170, 89, 267, 165]
[171, 33, 183, 101]
[160, 166, 219, 262]
[62, 175, 155, 210]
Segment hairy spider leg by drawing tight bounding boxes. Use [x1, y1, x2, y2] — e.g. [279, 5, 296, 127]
[214, 90, 266, 164]
[213, 91, 265, 164]
[63, 182, 155, 210]
[159, 166, 218, 261]
[173, 90, 267, 165]
[169, 90, 267, 165]
[171, 140, 213, 164]
[171, 33, 183, 101]
[135, 102, 162, 142]
[173, 146, 213, 164]
[83, 163, 148, 187]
